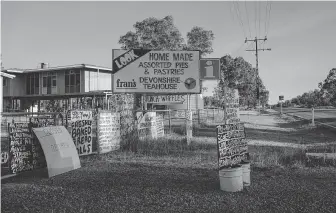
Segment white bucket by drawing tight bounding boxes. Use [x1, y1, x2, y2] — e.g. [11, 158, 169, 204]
[218, 166, 243, 192]
[241, 163, 251, 186]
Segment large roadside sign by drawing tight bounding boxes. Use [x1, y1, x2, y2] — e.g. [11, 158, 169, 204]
[112, 49, 201, 94]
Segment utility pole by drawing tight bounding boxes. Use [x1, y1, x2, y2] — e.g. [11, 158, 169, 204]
[245, 36, 271, 115]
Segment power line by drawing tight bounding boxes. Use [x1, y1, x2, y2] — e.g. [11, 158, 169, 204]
[266, 1, 273, 36]
[254, 2, 258, 37]
[234, 0, 247, 38]
[258, 1, 261, 38]
[245, 0, 252, 38]
[264, 1, 269, 36]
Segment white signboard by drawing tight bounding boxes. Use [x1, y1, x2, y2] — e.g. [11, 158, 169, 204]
[112, 49, 201, 94]
[98, 111, 121, 154]
[33, 126, 81, 178]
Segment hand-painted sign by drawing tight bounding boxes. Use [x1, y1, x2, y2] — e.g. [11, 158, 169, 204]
[156, 114, 164, 138]
[33, 126, 81, 177]
[279, 95, 284, 101]
[70, 111, 93, 122]
[225, 89, 240, 124]
[112, 49, 201, 94]
[199, 59, 220, 80]
[145, 94, 186, 104]
[70, 110, 93, 156]
[137, 112, 157, 140]
[216, 123, 247, 170]
[8, 122, 46, 174]
[98, 111, 121, 154]
[1, 151, 9, 164]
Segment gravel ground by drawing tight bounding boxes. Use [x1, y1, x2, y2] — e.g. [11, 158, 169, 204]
[2, 159, 336, 213]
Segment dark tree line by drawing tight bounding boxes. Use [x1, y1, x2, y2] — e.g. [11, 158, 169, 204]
[286, 68, 336, 108]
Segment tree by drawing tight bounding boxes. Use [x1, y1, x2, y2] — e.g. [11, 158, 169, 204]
[186, 26, 214, 57]
[319, 68, 336, 106]
[118, 15, 215, 94]
[118, 15, 215, 56]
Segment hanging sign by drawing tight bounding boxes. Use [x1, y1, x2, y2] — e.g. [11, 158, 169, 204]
[145, 94, 186, 104]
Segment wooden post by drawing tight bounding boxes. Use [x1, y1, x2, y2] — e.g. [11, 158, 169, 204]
[186, 94, 192, 145]
[168, 109, 172, 135]
[198, 109, 200, 125]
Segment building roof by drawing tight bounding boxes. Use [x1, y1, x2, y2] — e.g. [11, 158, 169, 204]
[0, 71, 16, 79]
[3, 64, 112, 74]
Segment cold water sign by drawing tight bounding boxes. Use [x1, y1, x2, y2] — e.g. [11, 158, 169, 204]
[112, 50, 200, 94]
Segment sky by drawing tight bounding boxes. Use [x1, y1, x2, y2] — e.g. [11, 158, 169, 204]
[1, 1, 336, 105]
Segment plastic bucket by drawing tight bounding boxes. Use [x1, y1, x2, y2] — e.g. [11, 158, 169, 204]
[218, 166, 243, 192]
[241, 163, 251, 186]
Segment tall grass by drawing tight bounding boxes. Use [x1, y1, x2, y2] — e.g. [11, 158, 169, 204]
[249, 145, 336, 168]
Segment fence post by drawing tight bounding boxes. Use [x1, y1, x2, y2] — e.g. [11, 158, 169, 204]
[312, 107, 315, 126]
[168, 109, 171, 135]
[198, 109, 200, 125]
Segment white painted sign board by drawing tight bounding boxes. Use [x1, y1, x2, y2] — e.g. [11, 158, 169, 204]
[33, 126, 81, 178]
[112, 49, 201, 94]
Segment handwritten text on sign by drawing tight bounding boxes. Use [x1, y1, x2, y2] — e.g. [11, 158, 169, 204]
[216, 123, 247, 170]
[112, 50, 200, 93]
[8, 122, 45, 174]
[70, 111, 93, 122]
[70, 111, 93, 156]
[98, 112, 121, 154]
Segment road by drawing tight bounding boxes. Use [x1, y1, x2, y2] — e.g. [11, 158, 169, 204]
[274, 107, 336, 128]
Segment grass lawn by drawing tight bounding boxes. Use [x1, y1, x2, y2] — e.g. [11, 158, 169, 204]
[2, 113, 336, 213]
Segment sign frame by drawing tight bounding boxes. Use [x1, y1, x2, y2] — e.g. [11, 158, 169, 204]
[112, 49, 202, 94]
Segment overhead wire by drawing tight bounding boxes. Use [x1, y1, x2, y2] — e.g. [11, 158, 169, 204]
[244, 0, 252, 38]
[254, 1, 258, 38]
[233, 0, 247, 39]
[258, 1, 261, 39]
[266, 1, 272, 37]
[264, 0, 269, 37]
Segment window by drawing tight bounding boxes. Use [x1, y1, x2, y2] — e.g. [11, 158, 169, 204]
[65, 70, 80, 93]
[3, 78, 7, 87]
[26, 73, 40, 95]
[41, 72, 57, 94]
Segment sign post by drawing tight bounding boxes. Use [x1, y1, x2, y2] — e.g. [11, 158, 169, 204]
[279, 95, 284, 115]
[186, 94, 192, 145]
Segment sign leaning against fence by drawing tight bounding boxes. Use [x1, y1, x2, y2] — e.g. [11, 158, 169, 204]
[112, 49, 201, 94]
[70, 110, 93, 156]
[97, 111, 121, 154]
[33, 126, 81, 177]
